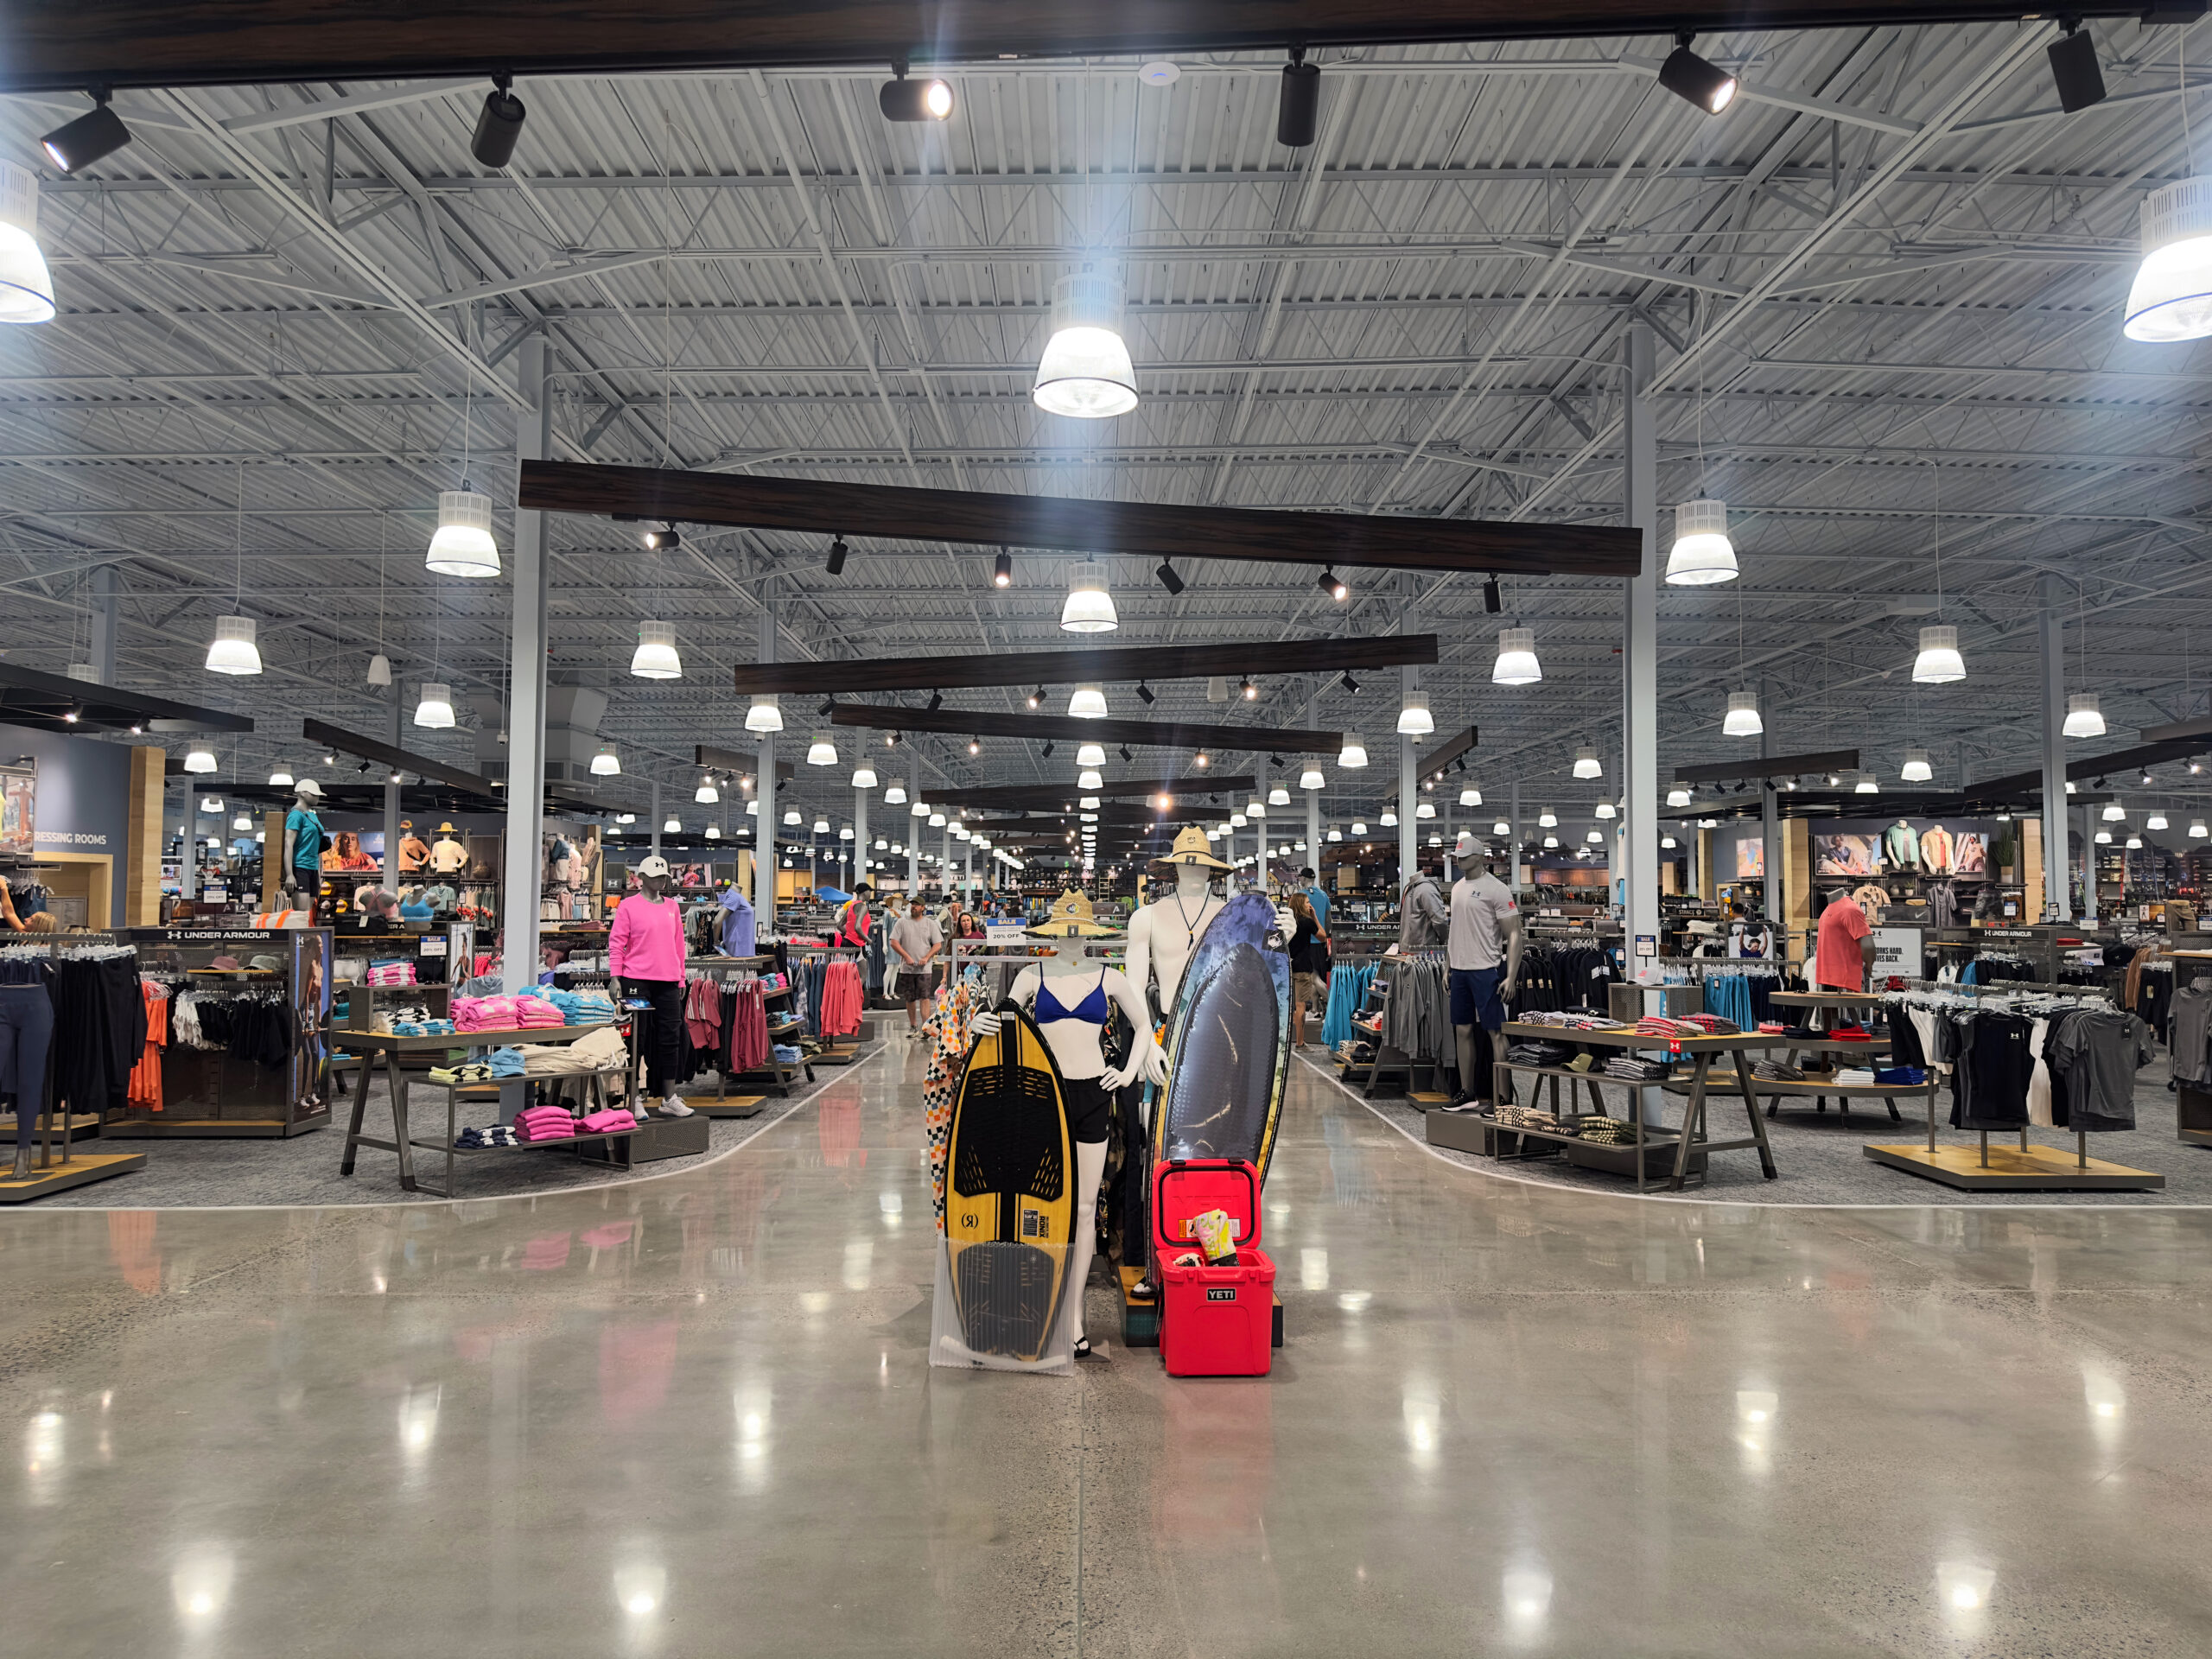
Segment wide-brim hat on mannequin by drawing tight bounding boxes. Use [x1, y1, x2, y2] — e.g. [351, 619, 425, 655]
[1028, 887, 1121, 938]
[437, 821, 457, 833]
[294, 779, 325, 802]
[1155, 824, 1231, 871]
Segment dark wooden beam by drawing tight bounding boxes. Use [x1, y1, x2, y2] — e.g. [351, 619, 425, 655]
[831, 702, 1340, 754]
[1969, 734, 2212, 799]
[1673, 748, 1859, 785]
[520, 462, 1637, 580]
[925, 781, 1164, 810]
[302, 717, 499, 798]
[6, 3, 2122, 93]
[0, 661, 253, 737]
[730, 634, 1435, 697]
[1416, 726, 1479, 780]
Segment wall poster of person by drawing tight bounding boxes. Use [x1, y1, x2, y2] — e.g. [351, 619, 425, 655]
[1815, 833, 1882, 877]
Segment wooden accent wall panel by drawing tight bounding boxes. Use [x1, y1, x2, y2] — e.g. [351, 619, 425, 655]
[124, 744, 166, 926]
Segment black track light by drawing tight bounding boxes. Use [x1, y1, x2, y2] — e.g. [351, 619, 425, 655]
[40, 93, 131, 175]
[1027, 687, 1046, 710]
[826, 535, 849, 576]
[817, 698, 835, 717]
[1135, 681, 1156, 706]
[1658, 33, 1737, 116]
[880, 67, 955, 123]
[1484, 575, 1503, 615]
[1156, 560, 1186, 596]
[471, 76, 527, 168]
[643, 524, 680, 551]
[2049, 22, 2107, 114]
[1277, 48, 1320, 147]
[969, 737, 981, 756]
[1041, 741, 1055, 759]
[1340, 671, 1360, 694]
[1241, 677, 1258, 701]
[927, 690, 943, 712]
[1318, 567, 1348, 601]
[1120, 746, 1134, 763]
[993, 549, 1013, 588]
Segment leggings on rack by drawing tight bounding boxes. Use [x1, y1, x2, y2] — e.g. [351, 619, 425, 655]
[625, 978, 685, 1097]
[0, 985, 54, 1147]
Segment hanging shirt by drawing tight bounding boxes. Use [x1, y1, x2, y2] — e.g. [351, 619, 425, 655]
[720, 888, 756, 957]
[284, 807, 325, 873]
[1815, 897, 1872, 991]
[1446, 873, 1516, 971]
[429, 836, 468, 874]
[609, 893, 685, 982]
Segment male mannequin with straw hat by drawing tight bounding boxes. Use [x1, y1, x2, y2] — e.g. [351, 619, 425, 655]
[1122, 826, 1232, 1087]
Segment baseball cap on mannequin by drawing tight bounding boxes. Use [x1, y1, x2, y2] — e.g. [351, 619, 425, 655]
[1453, 830, 1491, 861]
[636, 855, 672, 878]
[294, 778, 325, 802]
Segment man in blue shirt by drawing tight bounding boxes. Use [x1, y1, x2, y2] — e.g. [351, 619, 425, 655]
[1300, 866, 1331, 930]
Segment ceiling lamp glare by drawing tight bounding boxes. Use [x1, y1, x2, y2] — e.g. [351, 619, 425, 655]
[0, 162, 55, 325]
[1722, 690, 1762, 736]
[879, 68, 955, 123]
[1060, 561, 1119, 632]
[1493, 627, 1541, 686]
[427, 488, 501, 577]
[205, 614, 263, 677]
[1901, 748, 1933, 784]
[642, 524, 680, 552]
[2063, 693, 2107, 739]
[1913, 625, 1966, 684]
[1396, 690, 1434, 737]
[743, 692, 784, 734]
[2126, 177, 2212, 341]
[39, 94, 132, 175]
[992, 549, 1013, 588]
[1658, 32, 1738, 115]
[1668, 497, 1738, 584]
[1034, 274, 1137, 419]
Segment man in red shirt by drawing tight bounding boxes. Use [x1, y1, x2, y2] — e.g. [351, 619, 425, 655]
[1815, 889, 1875, 991]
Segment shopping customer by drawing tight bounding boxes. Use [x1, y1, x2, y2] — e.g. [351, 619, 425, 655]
[890, 895, 944, 1037]
[1287, 892, 1327, 1047]
[1443, 832, 1523, 1113]
[609, 854, 693, 1117]
[1815, 887, 1876, 993]
[1300, 865, 1332, 931]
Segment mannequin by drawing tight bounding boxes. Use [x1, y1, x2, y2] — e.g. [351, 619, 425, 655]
[281, 779, 327, 903]
[429, 823, 468, 875]
[969, 947, 1159, 1361]
[1122, 826, 1232, 1080]
[1444, 832, 1524, 1114]
[397, 820, 430, 873]
[609, 854, 692, 1118]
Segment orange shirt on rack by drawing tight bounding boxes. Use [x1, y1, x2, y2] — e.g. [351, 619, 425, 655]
[127, 984, 167, 1112]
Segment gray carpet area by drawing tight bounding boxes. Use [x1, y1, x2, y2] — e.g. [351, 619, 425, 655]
[1300, 1052, 2212, 1207]
[27, 1046, 880, 1209]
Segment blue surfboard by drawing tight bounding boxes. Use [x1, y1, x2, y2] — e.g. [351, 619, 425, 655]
[1154, 892, 1291, 1180]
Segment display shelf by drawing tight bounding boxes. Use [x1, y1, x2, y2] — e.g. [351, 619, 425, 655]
[0, 1150, 145, 1202]
[1863, 1141, 2164, 1191]
[105, 1109, 331, 1140]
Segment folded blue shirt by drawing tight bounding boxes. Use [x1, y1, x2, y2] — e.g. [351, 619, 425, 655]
[487, 1046, 527, 1079]
[1873, 1065, 1927, 1086]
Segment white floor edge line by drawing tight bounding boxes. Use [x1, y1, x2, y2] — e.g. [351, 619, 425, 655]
[1294, 1052, 2212, 1214]
[0, 1046, 889, 1217]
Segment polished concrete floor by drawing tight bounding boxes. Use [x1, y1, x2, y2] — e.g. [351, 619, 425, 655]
[3, 1041, 2211, 1656]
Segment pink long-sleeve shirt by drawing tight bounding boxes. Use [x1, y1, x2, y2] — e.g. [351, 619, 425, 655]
[609, 893, 685, 982]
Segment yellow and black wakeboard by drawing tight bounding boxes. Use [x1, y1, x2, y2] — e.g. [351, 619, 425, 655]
[944, 1002, 1075, 1361]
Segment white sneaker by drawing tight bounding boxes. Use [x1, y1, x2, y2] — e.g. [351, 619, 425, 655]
[657, 1098, 694, 1118]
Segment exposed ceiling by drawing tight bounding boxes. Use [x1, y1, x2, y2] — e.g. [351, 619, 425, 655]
[4, 16, 2212, 872]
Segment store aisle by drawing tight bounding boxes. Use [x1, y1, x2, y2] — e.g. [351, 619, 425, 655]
[1, 1043, 2209, 1655]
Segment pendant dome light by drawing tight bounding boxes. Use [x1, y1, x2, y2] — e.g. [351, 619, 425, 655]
[1395, 690, 1434, 737]
[2128, 833, 2144, 849]
[1077, 769, 1104, 790]
[1327, 825, 1343, 842]
[1572, 747, 1602, 781]
[744, 798, 760, 817]
[366, 652, 392, 687]
[1076, 742, 1107, 767]
[703, 823, 722, 840]
[1380, 810, 1398, 827]
[1268, 785, 1292, 807]
[785, 807, 804, 826]
[1594, 801, 1617, 819]
[412, 682, 455, 729]
[806, 733, 838, 766]
[590, 743, 621, 777]
[205, 614, 263, 676]
[851, 761, 878, 790]
[1586, 828, 1605, 844]
[426, 490, 499, 578]
[1338, 733, 1368, 768]
[910, 798, 930, 818]
[268, 764, 294, 786]
[2149, 810, 2170, 830]
[1543, 834, 1560, 849]
[2094, 828, 2113, 845]
[1414, 800, 1436, 819]
[1033, 272, 1138, 418]
[1666, 498, 1738, 586]
[929, 810, 947, 827]
[696, 779, 720, 804]
[2063, 693, 2107, 739]
[2102, 800, 2126, 823]
[743, 693, 783, 734]
[1067, 683, 1109, 718]
[1853, 771, 1879, 795]
[1493, 819, 1510, 836]
[1492, 627, 1541, 686]
[884, 780, 907, 804]
[1060, 563, 1118, 633]
[1722, 690, 1762, 737]
[816, 817, 834, 835]
[2125, 177, 2212, 342]
[0, 162, 55, 325]
[1300, 765, 1325, 790]
[1901, 748, 1933, 784]
[183, 743, 217, 774]
[632, 620, 683, 680]
[1913, 625, 1966, 684]
[1538, 807, 1558, 828]
[1079, 795, 1100, 809]
[2193, 819, 2210, 838]
[1667, 785, 1692, 807]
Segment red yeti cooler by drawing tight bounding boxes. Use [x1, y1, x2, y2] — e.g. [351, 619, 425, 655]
[1153, 1158, 1276, 1377]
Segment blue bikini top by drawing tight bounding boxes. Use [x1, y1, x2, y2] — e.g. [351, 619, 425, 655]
[1034, 969, 1110, 1026]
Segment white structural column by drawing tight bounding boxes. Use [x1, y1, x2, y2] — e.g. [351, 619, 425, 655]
[384, 693, 402, 892]
[855, 785, 868, 889]
[1251, 772, 1266, 887]
[650, 780, 662, 858]
[754, 594, 778, 930]
[1761, 675, 1779, 923]
[1509, 780, 1522, 900]
[501, 332, 550, 994]
[89, 564, 118, 685]
[2081, 804, 2098, 925]
[907, 751, 920, 894]
[1621, 321, 1661, 982]
[2040, 575, 2071, 922]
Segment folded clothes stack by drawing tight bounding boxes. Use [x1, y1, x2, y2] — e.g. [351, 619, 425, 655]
[1834, 1067, 1877, 1086]
[1516, 1010, 1623, 1032]
[1751, 1059, 1808, 1083]
[1874, 1066, 1927, 1086]
[1826, 1025, 1877, 1042]
[1504, 1040, 1574, 1067]
[511, 993, 567, 1027]
[1632, 1015, 1706, 1040]
[392, 1019, 458, 1037]
[1757, 1021, 1787, 1034]
[488, 1046, 527, 1079]
[772, 1044, 803, 1065]
[1602, 1056, 1670, 1082]
[538, 988, 615, 1023]
[1491, 1103, 1560, 1131]
[454, 1125, 520, 1149]
[515, 1106, 576, 1142]
[429, 1061, 494, 1085]
[1678, 1013, 1740, 1036]
[366, 959, 418, 987]
[1573, 1116, 1637, 1146]
[454, 995, 521, 1032]
[576, 1109, 639, 1135]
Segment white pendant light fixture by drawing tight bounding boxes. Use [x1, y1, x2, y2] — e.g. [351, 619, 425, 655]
[696, 779, 720, 804]
[885, 781, 907, 804]
[1913, 625, 1965, 684]
[817, 817, 834, 835]
[1493, 819, 1510, 836]
[1415, 800, 1436, 819]
[1572, 747, 1602, 781]
[1033, 272, 1138, 418]
[806, 733, 838, 766]
[183, 743, 217, 774]
[743, 693, 783, 734]
[1268, 785, 1292, 807]
[1722, 690, 1762, 737]
[426, 490, 500, 578]
[1661, 834, 1677, 849]
[199, 796, 223, 813]
[745, 798, 759, 816]
[1067, 683, 1109, 718]
[1338, 733, 1368, 768]
[1667, 785, 1692, 808]
[631, 620, 683, 680]
[1351, 821, 1368, 836]
[1586, 828, 1605, 844]
[1492, 627, 1541, 686]
[1538, 807, 1558, 828]
[910, 798, 929, 818]
[1060, 563, 1118, 633]
[2125, 177, 2212, 342]
[1300, 765, 1325, 790]
[1077, 768, 1104, 790]
[2149, 810, 2170, 830]
[1543, 834, 1559, 849]
[1076, 742, 1107, 767]
[1901, 748, 1933, 784]
[929, 810, 947, 827]
[1458, 786, 1484, 808]
[205, 614, 263, 676]
[268, 765, 294, 786]
[664, 816, 683, 834]
[0, 162, 56, 325]
[2194, 819, 2211, 838]
[2101, 800, 2126, 822]
[1380, 810, 1398, 827]
[703, 823, 722, 840]
[2063, 694, 2106, 739]
[1853, 771, 1878, 795]
[1395, 690, 1434, 737]
[366, 652, 392, 688]
[1079, 796, 1100, 809]
[232, 811, 251, 832]
[785, 807, 803, 826]
[1246, 796, 1267, 818]
[412, 682, 455, 729]
[1594, 801, 1617, 819]
[590, 743, 622, 778]
[2094, 828, 2113, 845]
[851, 761, 878, 790]
[2127, 833, 2144, 849]
[1327, 826, 1343, 842]
[1666, 498, 1738, 585]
